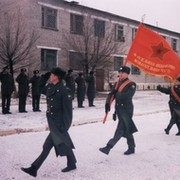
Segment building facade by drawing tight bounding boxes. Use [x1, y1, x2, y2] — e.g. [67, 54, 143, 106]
[0, 0, 180, 90]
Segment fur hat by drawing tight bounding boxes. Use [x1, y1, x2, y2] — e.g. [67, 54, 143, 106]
[119, 66, 130, 74]
[51, 67, 66, 79]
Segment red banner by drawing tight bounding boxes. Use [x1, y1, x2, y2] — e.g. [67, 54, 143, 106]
[126, 23, 180, 80]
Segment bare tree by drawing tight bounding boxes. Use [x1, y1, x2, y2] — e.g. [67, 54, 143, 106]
[0, 11, 39, 77]
[61, 15, 126, 75]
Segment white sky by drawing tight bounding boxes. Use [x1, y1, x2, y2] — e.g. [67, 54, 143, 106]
[77, 0, 180, 33]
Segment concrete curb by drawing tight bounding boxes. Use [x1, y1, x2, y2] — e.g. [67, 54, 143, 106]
[0, 109, 169, 137]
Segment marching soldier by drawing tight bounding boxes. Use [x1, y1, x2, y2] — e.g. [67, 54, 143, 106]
[21, 67, 77, 177]
[99, 66, 138, 155]
[157, 77, 180, 135]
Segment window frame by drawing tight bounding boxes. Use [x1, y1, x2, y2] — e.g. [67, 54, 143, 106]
[115, 24, 125, 42]
[114, 56, 124, 71]
[70, 13, 84, 35]
[172, 38, 177, 52]
[41, 6, 58, 30]
[41, 49, 57, 71]
[131, 65, 141, 75]
[94, 19, 105, 38]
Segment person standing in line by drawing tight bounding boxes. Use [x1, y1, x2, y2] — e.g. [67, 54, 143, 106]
[65, 69, 75, 100]
[86, 71, 96, 107]
[99, 66, 138, 155]
[75, 72, 86, 108]
[16, 68, 29, 113]
[157, 77, 180, 135]
[21, 67, 77, 177]
[30, 70, 41, 112]
[0, 65, 15, 114]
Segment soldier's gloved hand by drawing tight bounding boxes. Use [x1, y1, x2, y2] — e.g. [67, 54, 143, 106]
[113, 113, 116, 121]
[157, 85, 161, 90]
[105, 103, 110, 113]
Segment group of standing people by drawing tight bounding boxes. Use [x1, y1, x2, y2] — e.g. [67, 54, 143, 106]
[65, 69, 96, 108]
[0, 66, 42, 114]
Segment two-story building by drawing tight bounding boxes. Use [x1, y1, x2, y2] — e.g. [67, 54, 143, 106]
[0, 0, 180, 90]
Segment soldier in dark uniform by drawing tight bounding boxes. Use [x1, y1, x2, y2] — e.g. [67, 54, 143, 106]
[75, 72, 86, 108]
[157, 77, 180, 135]
[86, 71, 96, 107]
[65, 69, 75, 100]
[99, 66, 138, 155]
[21, 67, 77, 177]
[16, 68, 29, 113]
[0, 65, 15, 114]
[30, 70, 41, 112]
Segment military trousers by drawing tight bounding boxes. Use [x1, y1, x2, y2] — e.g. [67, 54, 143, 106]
[107, 120, 135, 150]
[32, 133, 76, 170]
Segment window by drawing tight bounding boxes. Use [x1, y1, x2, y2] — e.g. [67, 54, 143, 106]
[132, 28, 137, 41]
[94, 19, 105, 38]
[41, 49, 57, 70]
[42, 6, 57, 30]
[115, 25, 125, 42]
[114, 56, 124, 71]
[69, 51, 83, 70]
[70, 14, 83, 35]
[172, 38, 177, 51]
[131, 65, 140, 75]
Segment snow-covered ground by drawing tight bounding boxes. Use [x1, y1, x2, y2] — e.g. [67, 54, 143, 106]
[0, 90, 180, 180]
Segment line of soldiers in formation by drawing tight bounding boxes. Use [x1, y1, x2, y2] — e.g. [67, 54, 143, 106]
[0, 66, 96, 115]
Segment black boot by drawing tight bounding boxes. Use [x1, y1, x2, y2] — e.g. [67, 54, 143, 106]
[99, 145, 112, 155]
[61, 164, 77, 172]
[164, 128, 169, 135]
[21, 165, 37, 177]
[176, 132, 180, 136]
[124, 148, 135, 155]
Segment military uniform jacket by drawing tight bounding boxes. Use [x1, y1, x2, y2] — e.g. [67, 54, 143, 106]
[0, 72, 15, 95]
[42, 81, 75, 156]
[65, 74, 75, 99]
[86, 75, 95, 98]
[75, 76, 86, 101]
[16, 73, 29, 96]
[30, 75, 41, 96]
[106, 78, 138, 136]
[157, 85, 180, 110]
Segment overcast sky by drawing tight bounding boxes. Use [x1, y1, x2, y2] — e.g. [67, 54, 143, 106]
[76, 0, 180, 33]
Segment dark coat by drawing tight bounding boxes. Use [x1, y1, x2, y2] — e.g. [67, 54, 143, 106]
[30, 75, 41, 96]
[86, 74, 95, 99]
[106, 78, 138, 136]
[42, 80, 75, 156]
[75, 76, 86, 101]
[157, 85, 180, 110]
[65, 73, 75, 99]
[16, 72, 29, 96]
[0, 72, 15, 95]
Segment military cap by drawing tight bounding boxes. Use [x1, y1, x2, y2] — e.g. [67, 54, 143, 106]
[51, 67, 66, 79]
[119, 66, 130, 74]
